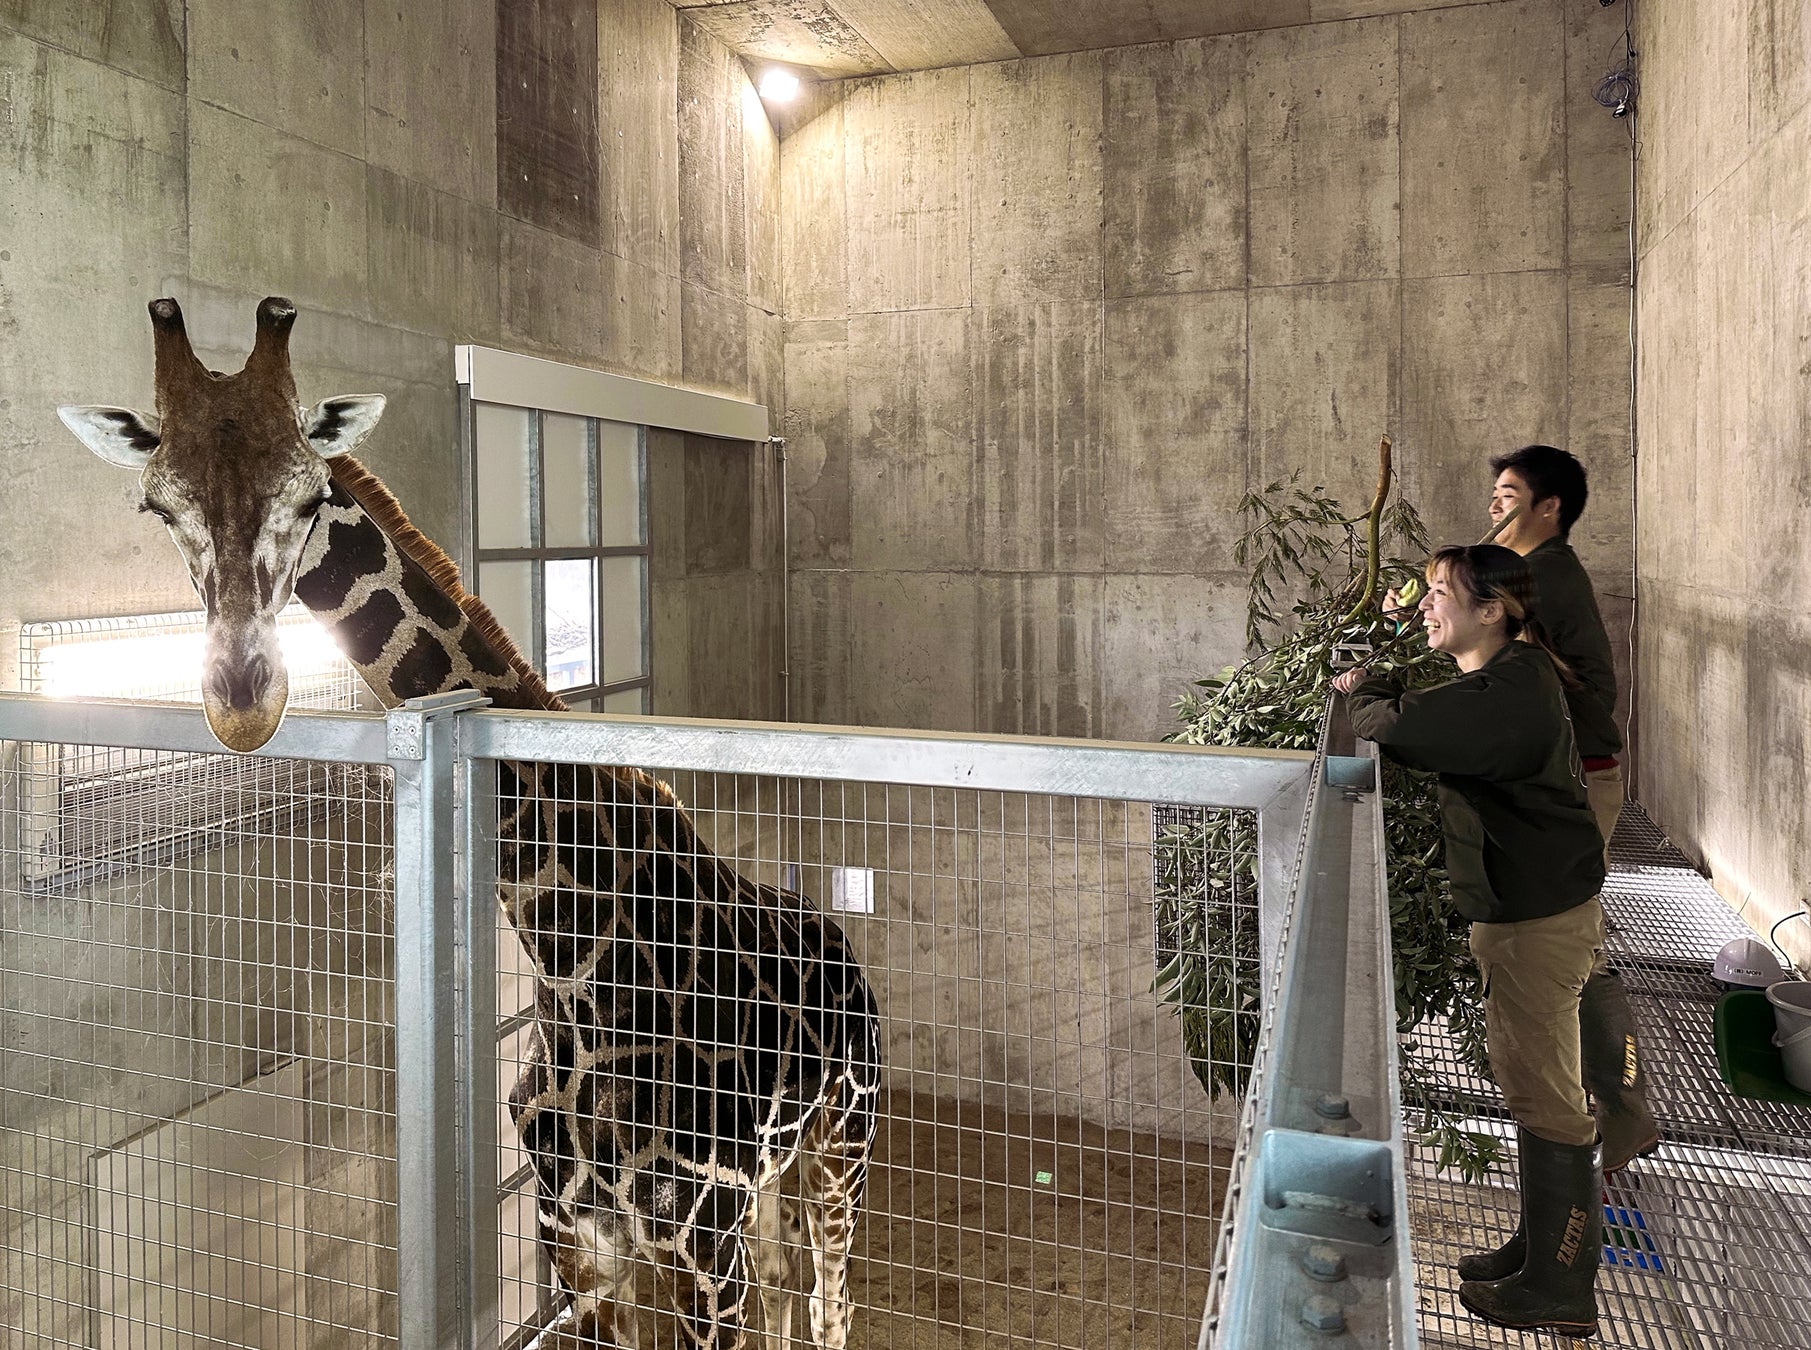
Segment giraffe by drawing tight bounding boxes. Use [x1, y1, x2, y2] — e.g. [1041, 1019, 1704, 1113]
[59, 296, 881, 1348]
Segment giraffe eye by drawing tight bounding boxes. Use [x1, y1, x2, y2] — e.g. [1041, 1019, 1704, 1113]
[139, 500, 175, 525]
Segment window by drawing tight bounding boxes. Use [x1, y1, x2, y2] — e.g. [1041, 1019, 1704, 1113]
[457, 346, 769, 718]
[465, 405, 650, 714]
[16, 608, 362, 886]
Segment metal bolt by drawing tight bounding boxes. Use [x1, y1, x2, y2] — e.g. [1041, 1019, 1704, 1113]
[1302, 1243, 1348, 1282]
[1301, 1293, 1346, 1333]
[1313, 1092, 1351, 1120]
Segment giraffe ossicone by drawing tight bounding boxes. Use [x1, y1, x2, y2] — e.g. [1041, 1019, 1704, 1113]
[63, 296, 882, 1348]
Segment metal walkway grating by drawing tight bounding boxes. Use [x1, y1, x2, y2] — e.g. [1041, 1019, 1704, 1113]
[1408, 803, 1811, 1349]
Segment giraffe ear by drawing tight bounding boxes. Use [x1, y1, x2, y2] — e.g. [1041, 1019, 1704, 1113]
[303, 394, 387, 459]
[59, 405, 162, 470]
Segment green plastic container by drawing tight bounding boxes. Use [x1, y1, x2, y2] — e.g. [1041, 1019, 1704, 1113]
[1714, 988, 1811, 1107]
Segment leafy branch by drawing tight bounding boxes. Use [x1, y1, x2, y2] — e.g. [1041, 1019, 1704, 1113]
[1155, 442, 1504, 1183]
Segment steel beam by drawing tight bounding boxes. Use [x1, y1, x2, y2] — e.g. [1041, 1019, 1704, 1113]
[1203, 699, 1417, 1349]
[463, 709, 1314, 812]
[0, 691, 390, 763]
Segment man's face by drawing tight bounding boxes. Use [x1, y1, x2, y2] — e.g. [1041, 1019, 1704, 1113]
[1489, 469, 1556, 551]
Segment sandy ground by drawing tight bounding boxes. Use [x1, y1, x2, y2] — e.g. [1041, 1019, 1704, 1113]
[519, 1090, 1226, 1350]
[836, 1092, 1224, 1349]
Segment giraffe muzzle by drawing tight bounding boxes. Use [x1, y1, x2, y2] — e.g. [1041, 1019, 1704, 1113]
[201, 651, 290, 753]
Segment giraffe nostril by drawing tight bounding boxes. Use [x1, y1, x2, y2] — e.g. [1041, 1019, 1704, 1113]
[211, 656, 274, 710]
[244, 655, 272, 704]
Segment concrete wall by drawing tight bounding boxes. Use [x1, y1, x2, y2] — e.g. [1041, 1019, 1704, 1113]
[779, 0, 1636, 743]
[0, 0, 784, 720]
[1631, 2, 1811, 968]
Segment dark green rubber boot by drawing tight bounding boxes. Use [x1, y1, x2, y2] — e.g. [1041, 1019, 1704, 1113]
[1580, 968, 1662, 1174]
[1459, 1131, 1601, 1338]
[1456, 1128, 1527, 1282]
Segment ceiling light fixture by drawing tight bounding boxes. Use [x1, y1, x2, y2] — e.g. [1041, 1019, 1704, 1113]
[758, 67, 801, 103]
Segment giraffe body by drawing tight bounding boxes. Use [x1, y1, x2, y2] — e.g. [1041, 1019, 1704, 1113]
[60, 297, 881, 1347]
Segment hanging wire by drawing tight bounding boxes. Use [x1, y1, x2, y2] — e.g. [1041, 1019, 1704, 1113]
[1769, 907, 1811, 974]
[1594, 0, 1639, 120]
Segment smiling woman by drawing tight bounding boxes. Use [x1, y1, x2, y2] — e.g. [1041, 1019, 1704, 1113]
[1340, 544, 1615, 1339]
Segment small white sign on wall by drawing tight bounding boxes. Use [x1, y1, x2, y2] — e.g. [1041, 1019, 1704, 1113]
[830, 866, 875, 915]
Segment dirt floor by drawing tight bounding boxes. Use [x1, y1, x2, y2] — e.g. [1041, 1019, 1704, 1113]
[835, 1091, 1226, 1349]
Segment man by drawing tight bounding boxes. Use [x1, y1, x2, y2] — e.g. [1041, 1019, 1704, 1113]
[1485, 443, 1660, 1177]
[1487, 445, 1623, 849]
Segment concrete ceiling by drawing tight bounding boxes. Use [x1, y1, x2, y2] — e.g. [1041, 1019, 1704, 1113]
[664, 0, 1478, 78]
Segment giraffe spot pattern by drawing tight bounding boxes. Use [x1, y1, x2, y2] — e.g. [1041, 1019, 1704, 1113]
[460, 624, 514, 678]
[294, 512, 385, 613]
[337, 589, 407, 666]
[292, 488, 531, 709]
[390, 624, 456, 695]
[401, 561, 465, 630]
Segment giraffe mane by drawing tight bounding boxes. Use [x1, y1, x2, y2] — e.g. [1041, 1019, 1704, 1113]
[325, 455, 682, 809]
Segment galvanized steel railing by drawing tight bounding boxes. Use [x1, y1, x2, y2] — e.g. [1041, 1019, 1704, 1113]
[1200, 697, 1417, 1349]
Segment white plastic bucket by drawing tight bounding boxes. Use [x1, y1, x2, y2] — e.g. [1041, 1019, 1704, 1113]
[1766, 981, 1811, 1092]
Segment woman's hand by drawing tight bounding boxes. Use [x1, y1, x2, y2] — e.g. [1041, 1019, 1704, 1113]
[1384, 587, 1425, 633]
[1332, 667, 1368, 696]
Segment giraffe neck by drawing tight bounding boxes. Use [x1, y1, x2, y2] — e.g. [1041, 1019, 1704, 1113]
[293, 456, 565, 713]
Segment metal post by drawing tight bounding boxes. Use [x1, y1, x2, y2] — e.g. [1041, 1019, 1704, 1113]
[1203, 699, 1416, 1349]
[772, 434, 790, 722]
[390, 690, 491, 1349]
[459, 748, 503, 1350]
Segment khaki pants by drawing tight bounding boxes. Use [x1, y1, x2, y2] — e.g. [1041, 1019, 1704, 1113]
[1470, 899, 1606, 1146]
[1585, 763, 1624, 867]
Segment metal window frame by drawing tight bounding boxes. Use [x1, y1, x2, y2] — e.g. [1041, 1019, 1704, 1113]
[461, 395, 652, 712]
[456, 347, 766, 720]
[0, 690, 1414, 1350]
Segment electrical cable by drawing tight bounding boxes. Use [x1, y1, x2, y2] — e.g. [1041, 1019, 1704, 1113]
[1618, 0, 1640, 792]
[1769, 908, 1810, 973]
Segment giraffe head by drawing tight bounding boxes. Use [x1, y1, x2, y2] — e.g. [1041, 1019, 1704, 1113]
[59, 297, 386, 752]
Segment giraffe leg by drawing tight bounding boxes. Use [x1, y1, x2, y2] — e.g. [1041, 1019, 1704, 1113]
[557, 1213, 649, 1348]
[799, 1085, 876, 1350]
[509, 1041, 644, 1347]
[746, 1169, 802, 1348]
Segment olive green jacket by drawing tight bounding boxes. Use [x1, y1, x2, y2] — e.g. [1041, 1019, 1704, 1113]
[1347, 641, 1606, 924]
[1525, 536, 1622, 759]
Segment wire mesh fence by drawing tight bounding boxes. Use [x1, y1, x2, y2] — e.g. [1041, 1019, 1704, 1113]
[16, 608, 364, 890]
[0, 697, 1331, 1348]
[0, 740, 398, 1348]
[485, 763, 1259, 1349]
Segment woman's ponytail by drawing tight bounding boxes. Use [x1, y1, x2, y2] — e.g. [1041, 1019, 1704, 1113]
[1517, 615, 1579, 688]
